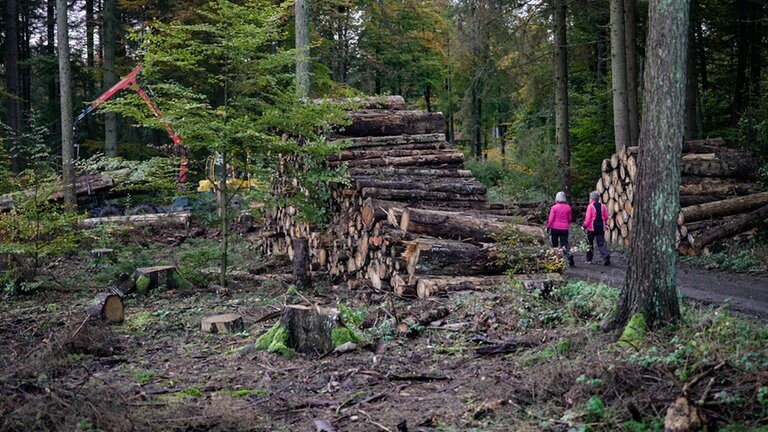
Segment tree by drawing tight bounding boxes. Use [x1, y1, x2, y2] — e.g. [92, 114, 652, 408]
[4, 0, 21, 173]
[553, 0, 571, 196]
[624, 0, 639, 147]
[115, 0, 347, 286]
[610, 0, 630, 153]
[296, 0, 310, 98]
[57, 0, 76, 209]
[607, 0, 690, 330]
[103, 0, 119, 157]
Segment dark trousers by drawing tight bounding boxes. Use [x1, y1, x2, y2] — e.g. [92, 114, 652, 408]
[586, 230, 610, 262]
[550, 229, 571, 257]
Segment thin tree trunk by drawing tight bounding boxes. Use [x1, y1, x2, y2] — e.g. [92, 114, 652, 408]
[5, 0, 21, 173]
[684, 0, 698, 141]
[731, 0, 749, 127]
[623, 0, 639, 148]
[295, 0, 310, 99]
[609, 0, 690, 330]
[86, 0, 95, 68]
[554, 0, 571, 196]
[57, 0, 76, 210]
[610, 0, 630, 152]
[102, 0, 119, 157]
[47, 0, 57, 107]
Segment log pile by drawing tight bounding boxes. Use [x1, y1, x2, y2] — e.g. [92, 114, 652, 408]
[261, 96, 548, 293]
[594, 138, 764, 254]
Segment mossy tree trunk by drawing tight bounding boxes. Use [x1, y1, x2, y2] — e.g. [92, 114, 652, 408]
[608, 0, 690, 330]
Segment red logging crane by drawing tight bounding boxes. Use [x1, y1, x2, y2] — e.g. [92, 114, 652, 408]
[73, 65, 188, 184]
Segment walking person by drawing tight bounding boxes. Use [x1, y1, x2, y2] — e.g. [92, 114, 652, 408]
[583, 191, 611, 265]
[547, 191, 575, 267]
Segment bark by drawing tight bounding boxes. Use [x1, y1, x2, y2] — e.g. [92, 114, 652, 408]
[292, 238, 311, 290]
[337, 111, 445, 138]
[47, 0, 57, 106]
[690, 203, 768, 253]
[5, 0, 21, 173]
[80, 212, 192, 229]
[399, 207, 545, 244]
[57, 0, 76, 209]
[102, 0, 119, 157]
[624, 0, 640, 148]
[680, 156, 758, 179]
[295, 0, 310, 98]
[133, 265, 180, 293]
[610, 0, 631, 153]
[554, 0, 571, 196]
[680, 191, 768, 223]
[612, 0, 690, 330]
[280, 305, 336, 355]
[86, 0, 95, 68]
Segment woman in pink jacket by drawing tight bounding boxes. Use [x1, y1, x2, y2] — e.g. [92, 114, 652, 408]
[583, 191, 611, 265]
[547, 191, 574, 266]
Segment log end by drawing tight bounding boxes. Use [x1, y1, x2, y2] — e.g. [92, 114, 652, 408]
[201, 313, 244, 334]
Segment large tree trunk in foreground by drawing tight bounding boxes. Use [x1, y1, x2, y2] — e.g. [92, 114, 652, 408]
[610, 0, 689, 330]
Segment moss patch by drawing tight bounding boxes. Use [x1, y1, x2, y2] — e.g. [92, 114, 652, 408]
[135, 275, 150, 295]
[331, 326, 366, 347]
[616, 313, 647, 349]
[254, 323, 294, 357]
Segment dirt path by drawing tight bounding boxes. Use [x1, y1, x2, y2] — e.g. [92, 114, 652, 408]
[565, 249, 768, 319]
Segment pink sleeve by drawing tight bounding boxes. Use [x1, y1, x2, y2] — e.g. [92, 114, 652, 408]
[602, 204, 609, 222]
[583, 204, 594, 229]
[547, 206, 555, 229]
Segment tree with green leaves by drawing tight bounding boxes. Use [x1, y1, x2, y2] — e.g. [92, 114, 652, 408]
[606, 0, 690, 331]
[110, 0, 347, 286]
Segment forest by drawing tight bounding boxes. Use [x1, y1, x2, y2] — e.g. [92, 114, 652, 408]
[1, 0, 768, 431]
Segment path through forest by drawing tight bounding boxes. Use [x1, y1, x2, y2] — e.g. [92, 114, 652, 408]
[566, 249, 768, 319]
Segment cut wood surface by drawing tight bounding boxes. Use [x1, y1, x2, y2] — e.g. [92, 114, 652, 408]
[134, 265, 179, 293]
[87, 293, 125, 323]
[201, 314, 244, 334]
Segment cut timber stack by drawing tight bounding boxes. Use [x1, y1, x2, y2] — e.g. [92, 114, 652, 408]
[595, 138, 764, 255]
[261, 96, 547, 293]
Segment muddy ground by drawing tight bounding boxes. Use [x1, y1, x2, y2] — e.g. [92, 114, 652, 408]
[1, 225, 767, 431]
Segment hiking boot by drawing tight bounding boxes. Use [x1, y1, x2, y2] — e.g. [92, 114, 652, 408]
[568, 255, 575, 267]
[604, 256, 611, 266]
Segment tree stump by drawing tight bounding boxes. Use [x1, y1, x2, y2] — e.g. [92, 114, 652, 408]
[201, 313, 244, 333]
[280, 305, 337, 355]
[87, 293, 125, 323]
[292, 238, 311, 290]
[90, 248, 115, 259]
[133, 265, 178, 294]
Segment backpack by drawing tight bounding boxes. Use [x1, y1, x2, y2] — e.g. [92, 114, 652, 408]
[592, 202, 604, 231]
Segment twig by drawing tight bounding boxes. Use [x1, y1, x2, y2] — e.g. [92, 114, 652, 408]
[682, 361, 726, 397]
[71, 314, 91, 339]
[357, 409, 392, 432]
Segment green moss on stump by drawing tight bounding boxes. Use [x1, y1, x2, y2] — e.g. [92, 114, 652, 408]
[331, 327, 366, 347]
[135, 275, 150, 295]
[254, 323, 295, 357]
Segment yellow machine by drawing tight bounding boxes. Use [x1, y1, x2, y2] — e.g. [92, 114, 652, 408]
[196, 154, 260, 193]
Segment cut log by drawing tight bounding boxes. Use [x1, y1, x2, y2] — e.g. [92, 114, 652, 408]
[416, 273, 562, 298]
[81, 211, 191, 229]
[690, 203, 768, 253]
[332, 150, 465, 168]
[683, 137, 727, 153]
[338, 110, 445, 137]
[201, 313, 244, 333]
[360, 187, 484, 202]
[90, 248, 115, 259]
[680, 156, 758, 179]
[280, 305, 338, 355]
[679, 178, 761, 196]
[404, 238, 502, 276]
[315, 95, 407, 110]
[680, 192, 768, 223]
[399, 207, 544, 244]
[87, 293, 125, 323]
[332, 133, 446, 148]
[133, 265, 179, 294]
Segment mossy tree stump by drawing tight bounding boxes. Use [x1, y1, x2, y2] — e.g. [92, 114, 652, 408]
[133, 265, 179, 294]
[280, 305, 337, 355]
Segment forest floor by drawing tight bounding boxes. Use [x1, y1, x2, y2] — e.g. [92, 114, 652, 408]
[1, 222, 767, 432]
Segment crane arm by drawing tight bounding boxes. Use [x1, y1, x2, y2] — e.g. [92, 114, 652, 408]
[73, 65, 187, 184]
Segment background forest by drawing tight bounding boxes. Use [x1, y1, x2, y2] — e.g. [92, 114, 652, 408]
[1, 0, 767, 200]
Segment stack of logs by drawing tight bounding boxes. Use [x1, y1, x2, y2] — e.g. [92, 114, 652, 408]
[595, 138, 765, 255]
[261, 96, 548, 296]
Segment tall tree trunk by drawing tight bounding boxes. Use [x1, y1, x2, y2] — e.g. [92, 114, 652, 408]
[623, 0, 639, 148]
[86, 0, 95, 69]
[610, 0, 630, 152]
[295, 0, 310, 99]
[684, 0, 698, 141]
[47, 0, 57, 107]
[102, 0, 119, 157]
[57, 0, 76, 210]
[609, 0, 689, 330]
[4, 0, 21, 173]
[731, 0, 749, 127]
[554, 0, 571, 196]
